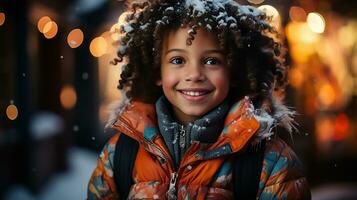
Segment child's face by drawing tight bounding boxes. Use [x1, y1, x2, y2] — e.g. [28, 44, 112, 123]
[159, 27, 230, 125]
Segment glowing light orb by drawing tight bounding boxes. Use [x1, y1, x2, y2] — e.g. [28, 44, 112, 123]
[6, 104, 18, 120]
[307, 12, 325, 34]
[60, 85, 77, 109]
[0, 12, 5, 26]
[247, 0, 265, 5]
[334, 113, 349, 141]
[43, 21, 58, 39]
[37, 16, 52, 33]
[67, 28, 84, 48]
[258, 5, 280, 28]
[90, 36, 108, 57]
[318, 83, 335, 106]
[289, 6, 306, 22]
[258, 5, 279, 19]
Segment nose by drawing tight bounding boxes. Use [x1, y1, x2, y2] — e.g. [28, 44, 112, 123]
[185, 64, 206, 82]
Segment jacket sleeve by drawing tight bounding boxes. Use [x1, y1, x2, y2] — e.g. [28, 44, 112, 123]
[87, 134, 121, 200]
[258, 138, 311, 200]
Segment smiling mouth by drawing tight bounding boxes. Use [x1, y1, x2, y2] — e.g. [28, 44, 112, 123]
[178, 89, 212, 97]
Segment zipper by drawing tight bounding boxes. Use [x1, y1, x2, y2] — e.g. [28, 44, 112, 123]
[166, 172, 178, 200]
[179, 124, 186, 149]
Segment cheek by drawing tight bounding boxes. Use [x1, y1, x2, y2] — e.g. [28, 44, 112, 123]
[161, 70, 179, 91]
[211, 71, 230, 93]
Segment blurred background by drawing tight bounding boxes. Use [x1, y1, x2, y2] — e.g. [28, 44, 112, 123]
[0, 0, 356, 199]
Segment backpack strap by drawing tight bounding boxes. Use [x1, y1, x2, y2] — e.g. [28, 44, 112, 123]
[233, 141, 266, 199]
[113, 133, 139, 200]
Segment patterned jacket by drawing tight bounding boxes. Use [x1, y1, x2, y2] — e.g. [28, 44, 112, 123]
[87, 98, 310, 199]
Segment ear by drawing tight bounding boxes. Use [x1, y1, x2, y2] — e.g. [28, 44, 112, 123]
[156, 79, 162, 86]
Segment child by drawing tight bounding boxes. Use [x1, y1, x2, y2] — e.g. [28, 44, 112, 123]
[88, 0, 311, 199]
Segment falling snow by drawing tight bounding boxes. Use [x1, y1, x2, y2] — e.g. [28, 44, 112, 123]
[82, 72, 89, 80]
[73, 125, 79, 132]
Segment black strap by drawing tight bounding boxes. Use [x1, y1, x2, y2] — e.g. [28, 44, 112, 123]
[114, 133, 139, 200]
[233, 141, 266, 199]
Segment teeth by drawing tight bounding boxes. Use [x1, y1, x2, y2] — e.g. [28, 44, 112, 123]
[181, 91, 206, 96]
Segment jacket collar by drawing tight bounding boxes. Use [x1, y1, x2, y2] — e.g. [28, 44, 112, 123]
[111, 96, 262, 160]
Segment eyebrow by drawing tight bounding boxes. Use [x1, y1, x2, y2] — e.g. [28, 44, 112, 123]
[165, 48, 225, 55]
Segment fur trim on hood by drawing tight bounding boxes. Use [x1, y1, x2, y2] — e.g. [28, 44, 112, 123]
[105, 94, 297, 143]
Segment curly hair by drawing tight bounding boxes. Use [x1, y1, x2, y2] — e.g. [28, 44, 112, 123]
[112, 0, 288, 108]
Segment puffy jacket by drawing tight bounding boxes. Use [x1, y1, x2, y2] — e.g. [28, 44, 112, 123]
[88, 98, 310, 199]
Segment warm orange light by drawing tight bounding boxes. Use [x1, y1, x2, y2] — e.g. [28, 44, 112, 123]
[334, 113, 349, 141]
[110, 23, 121, 41]
[289, 6, 306, 22]
[289, 43, 314, 63]
[307, 12, 325, 34]
[316, 117, 334, 143]
[60, 85, 77, 109]
[6, 104, 18, 120]
[286, 22, 319, 45]
[37, 16, 52, 33]
[258, 5, 281, 29]
[247, 0, 265, 5]
[318, 83, 336, 107]
[118, 12, 130, 26]
[67, 28, 84, 48]
[0, 12, 5, 26]
[289, 67, 304, 88]
[89, 36, 108, 57]
[99, 104, 108, 123]
[43, 21, 58, 39]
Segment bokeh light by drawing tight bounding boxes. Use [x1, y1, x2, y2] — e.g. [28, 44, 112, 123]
[43, 21, 58, 39]
[0, 12, 5, 26]
[60, 85, 77, 109]
[67, 28, 84, 48]
[258, 5, 281, 28]
[288, 67, 304, 88]
[334, 113, 349, 141]
[289, 6, 307, 22]
[318, 83, 336, 107]
[6, 104, 18, 120]
[307, 12, 325, 34]
[247, 0, 264, 5]
[110, 23, 121, 41]
[316, 116, 334, 143]
[37, 16, 52, 33]
[286, 22, 319, 44]
[89, 36, 108, 57]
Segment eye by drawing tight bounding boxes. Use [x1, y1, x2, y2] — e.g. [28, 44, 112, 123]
[169, 57, 185, 65]
[204, 57, 221, 65]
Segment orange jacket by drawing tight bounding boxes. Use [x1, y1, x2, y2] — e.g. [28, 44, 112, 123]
[88, 98, 310, 199]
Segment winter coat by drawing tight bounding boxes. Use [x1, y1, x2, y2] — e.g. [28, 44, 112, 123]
[87, 97, 310, 199]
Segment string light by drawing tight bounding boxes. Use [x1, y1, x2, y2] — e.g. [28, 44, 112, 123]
[43, 21, 58, 39]
[89, 36, 107, 57]
[60, 85, 77, 109]
[67, 28, 84, 48]
[307, 12, 325, 34]
[258, 5, 281, 28]
[0, 12, 5, 26]
[289, 6, 307, 22]
[37, 16, 52, 33]
[247, 0, 264, 5]
[6, 104, 18, 120]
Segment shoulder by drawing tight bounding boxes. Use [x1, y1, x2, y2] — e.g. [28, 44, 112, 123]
[258, 137, 311, 199]
[262, 137, 306, 182]
[98, 133, 121, 172]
